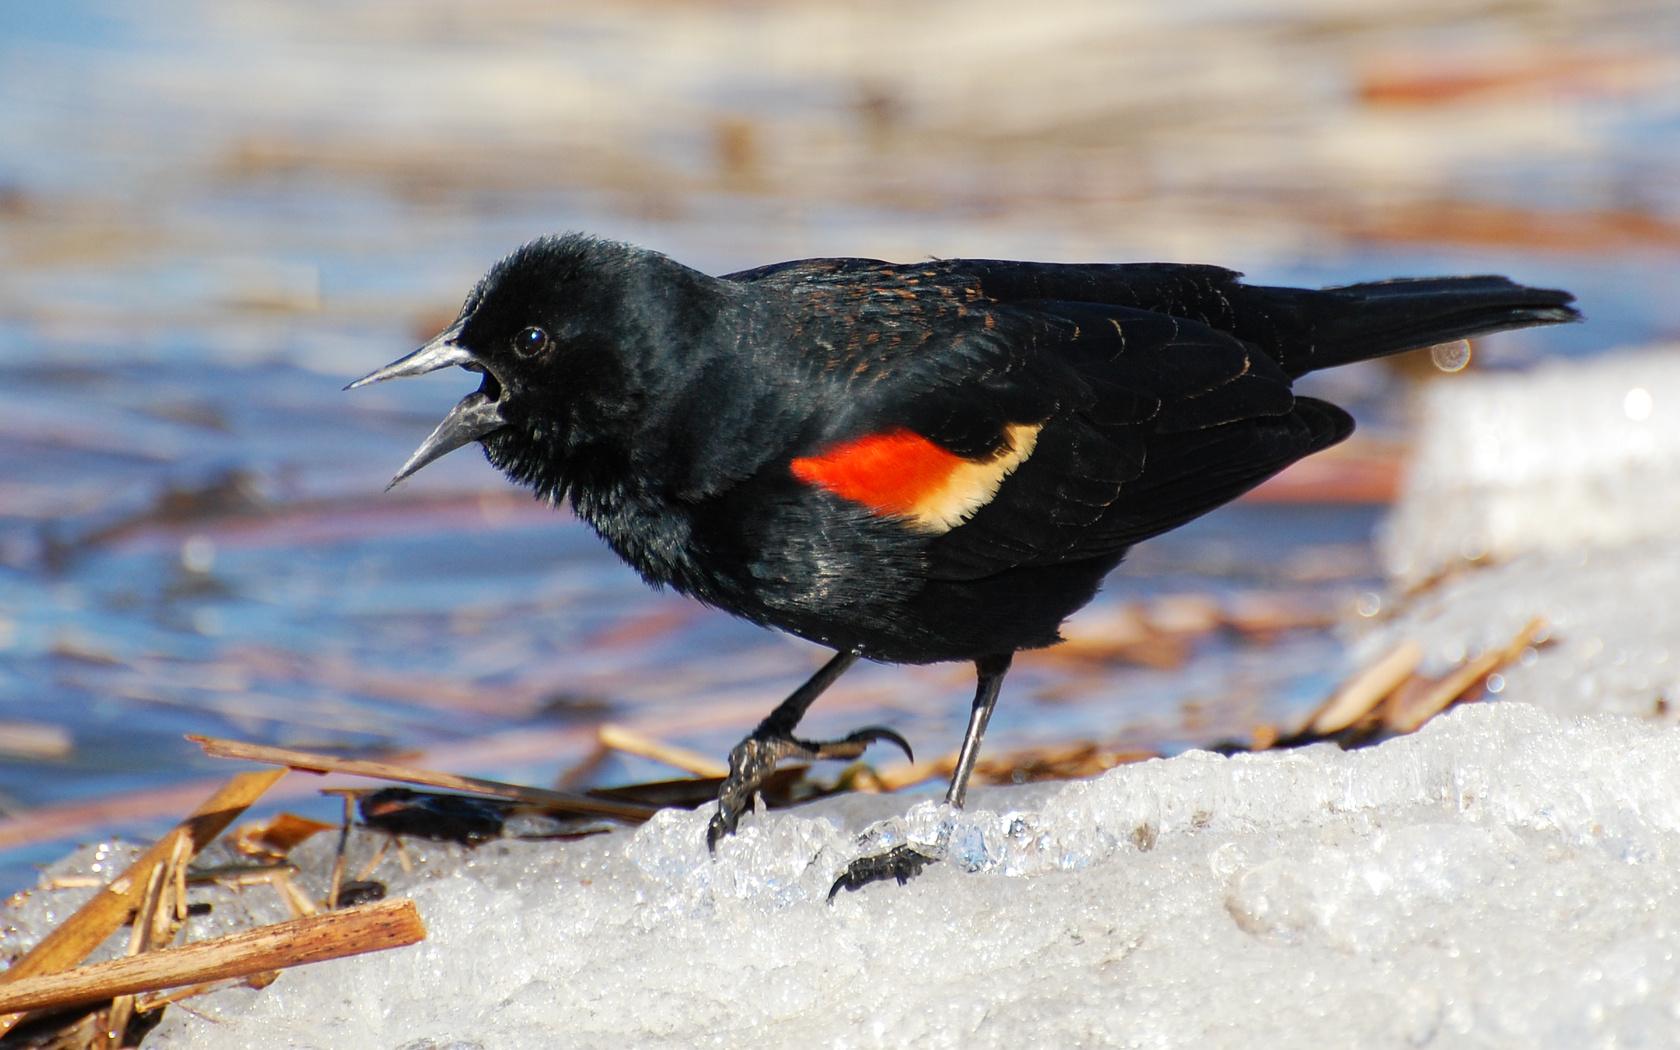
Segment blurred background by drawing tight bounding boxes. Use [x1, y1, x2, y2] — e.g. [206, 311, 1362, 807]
[1, 0, 1674, 892]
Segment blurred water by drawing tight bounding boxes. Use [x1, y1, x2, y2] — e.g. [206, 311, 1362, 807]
[0, 0, 1673, 892]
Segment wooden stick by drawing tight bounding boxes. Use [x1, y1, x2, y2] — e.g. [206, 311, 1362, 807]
[133, 971, 273, 1014]
[354, 837, 392, 882]
[107, 852, 173, 1040]
[188, 735, 658, 823]
[273, 872, 319, 919]
[1385, 649, 1502, 733]
[1307, 640, 1425, 735]
[1386, 616, 1546, 733]
[327, 794, 355, 911]
[133, 969, 279, 1014]
[0, 717, 720, 852]
[172, 833, 190, 923]
[597, 724, 728, 778]
[0, 769, 285, 1037]
[0, 900, 425, 1016]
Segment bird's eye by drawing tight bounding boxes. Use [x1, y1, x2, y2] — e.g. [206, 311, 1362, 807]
[513, 326, 550, 357]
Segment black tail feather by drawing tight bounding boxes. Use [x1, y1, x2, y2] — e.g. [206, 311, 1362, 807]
[1260, 276, 1580, 377]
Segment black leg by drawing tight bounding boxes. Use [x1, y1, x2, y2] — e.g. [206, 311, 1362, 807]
[944, 652, 1011, 809]
[829, 653, 1014, 900]
[706, 649, 912, 851]
[755, 649, 861, 739]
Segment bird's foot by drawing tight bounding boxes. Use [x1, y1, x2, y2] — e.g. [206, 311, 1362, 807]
[705, 725, 913, 851]
[828, 844, 939, 900]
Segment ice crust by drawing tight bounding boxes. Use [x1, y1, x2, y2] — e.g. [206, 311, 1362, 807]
[137, 705, 1680, 1049]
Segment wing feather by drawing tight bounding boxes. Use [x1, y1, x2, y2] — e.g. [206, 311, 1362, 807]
[728, 260, 1347, 585]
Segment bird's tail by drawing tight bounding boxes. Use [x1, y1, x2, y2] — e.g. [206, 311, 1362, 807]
[1261, 276, 1580, 378]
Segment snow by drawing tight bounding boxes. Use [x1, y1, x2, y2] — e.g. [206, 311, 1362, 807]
[14, 345, 1680, 1048]
[138, 706, 1680, 1049]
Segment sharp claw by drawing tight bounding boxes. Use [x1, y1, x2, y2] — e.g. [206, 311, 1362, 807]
[846, 725, 914, 764]
[707, 791, 748, 854]
[828, 869, 858, 902]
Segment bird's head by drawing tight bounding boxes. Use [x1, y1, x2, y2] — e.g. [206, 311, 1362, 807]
[349, 234, 699, 499]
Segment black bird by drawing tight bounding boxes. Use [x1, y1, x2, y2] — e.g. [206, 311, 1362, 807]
[350, 235, 1578, 895]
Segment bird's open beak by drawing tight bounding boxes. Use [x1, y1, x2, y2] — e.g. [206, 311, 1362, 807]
[346, 326, 509, 490]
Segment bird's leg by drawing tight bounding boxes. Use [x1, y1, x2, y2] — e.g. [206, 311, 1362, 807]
[944, 652, 1009, 809]
[829, 653, 1012, 899]
[707, 649, 912, 851]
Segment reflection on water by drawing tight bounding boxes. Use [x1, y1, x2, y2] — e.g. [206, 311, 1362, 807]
[0, 0, 1673, 890]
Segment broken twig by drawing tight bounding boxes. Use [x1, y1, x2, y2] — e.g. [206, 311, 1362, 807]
[0, 770, 285, 1037]
[188, 735, 656, 823]
[0, 900, 424, 1016]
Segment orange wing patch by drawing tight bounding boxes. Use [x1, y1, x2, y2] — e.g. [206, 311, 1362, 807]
[791, 423, 1042, 533]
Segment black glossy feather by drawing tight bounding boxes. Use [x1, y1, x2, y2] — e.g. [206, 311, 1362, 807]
[360, 235, 1583, 877]
[399, 236, 1577, 663]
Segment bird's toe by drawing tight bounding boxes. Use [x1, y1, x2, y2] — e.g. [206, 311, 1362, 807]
[828, 844, 939, 900]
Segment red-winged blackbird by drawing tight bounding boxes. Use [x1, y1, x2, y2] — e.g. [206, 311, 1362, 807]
[351, 234, 1578, 895]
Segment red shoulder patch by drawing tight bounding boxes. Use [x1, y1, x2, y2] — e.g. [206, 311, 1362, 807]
[790, 429, 962, 517]
[791, 423, 1043, 532]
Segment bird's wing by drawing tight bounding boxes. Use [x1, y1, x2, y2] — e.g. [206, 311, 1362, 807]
[730, 256, 1249, 316]
[920, 299, 1351, 581]
[929, 258, 1249, 319]
[758, 264, 1349, 580]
